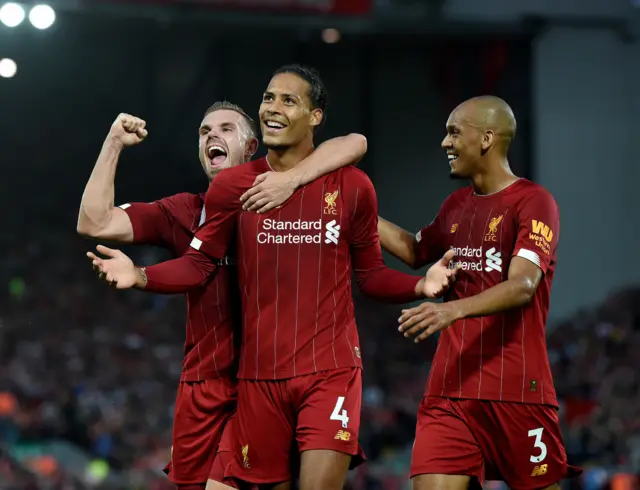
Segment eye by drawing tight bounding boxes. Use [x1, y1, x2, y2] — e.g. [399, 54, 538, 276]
[263, 94, 273, 102]
[222, 127, 234, 132]
[284, 97, 295, 105]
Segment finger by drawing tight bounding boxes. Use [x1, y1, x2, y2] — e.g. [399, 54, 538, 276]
[256, 200, 279, 214]
[252, 173, 269, 186]
[240, 185, 262, 203]
[96, 244, 120, 257]
[440, 248, 455, 265]
[87, 251, 98, 261]
[137, 128, 148, 139]
[398, 312, 428, 332]
[399, 305, 429, 324]
[247, 197, 270, 212]
[402, 317, 433, 338]
[414, 326, 438, 343]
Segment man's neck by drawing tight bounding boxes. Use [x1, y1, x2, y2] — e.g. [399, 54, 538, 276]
[470, 158, 518, 195]
[267, 140, 315, 172]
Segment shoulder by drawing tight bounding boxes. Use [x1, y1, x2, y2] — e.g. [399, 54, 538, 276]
[211, 157, 268, 194]
[338, 166, 373, 188]
[515, 180, 557, 208]
[155, 192, 202, 222]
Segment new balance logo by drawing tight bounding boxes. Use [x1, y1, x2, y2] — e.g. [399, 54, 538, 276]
[531, 464, 548, 476]
[334, 430, 351, 441]
[484, 247, 502, 272]
[325, 220, 340, 245]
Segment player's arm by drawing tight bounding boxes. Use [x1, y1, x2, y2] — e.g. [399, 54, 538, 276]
[347, 170, 456, 302]
[77, 114, 148, 242]
[240, 133, 367, 213]
[88, 170, 242, 293]
[378, 206, 448, 269]
[377, 217, 421, 268]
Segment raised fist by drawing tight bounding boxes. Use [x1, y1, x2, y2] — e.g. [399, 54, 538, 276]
[109, 113, 148, 147]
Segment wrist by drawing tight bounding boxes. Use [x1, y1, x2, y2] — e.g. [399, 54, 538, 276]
[414, 278, 425, 297]
[105, 134, 125, 152]
[287, 168, 305, 189]
[448, 300, 465, 321]
[135, 266, 148, 289]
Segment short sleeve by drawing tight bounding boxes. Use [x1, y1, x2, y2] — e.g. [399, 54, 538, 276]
[190, 168, 244, 259]
[119, 195, 187, 247]
[513, 188, 560, 274]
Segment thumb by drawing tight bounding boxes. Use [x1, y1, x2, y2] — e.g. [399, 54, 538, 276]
[440, 249, 455, 265]
[96, 244, 121, 258]
[252, 173, 269, 186]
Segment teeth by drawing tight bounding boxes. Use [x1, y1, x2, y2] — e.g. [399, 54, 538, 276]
[448, 154, 457, 160]
[266, 121, 285, 129]
[207, 145, 226, 158]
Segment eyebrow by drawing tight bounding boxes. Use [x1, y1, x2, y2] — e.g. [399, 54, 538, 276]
[264, 91, 303, 103]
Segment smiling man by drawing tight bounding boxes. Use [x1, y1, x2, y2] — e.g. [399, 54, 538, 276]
[85, 65, 458, 490]
[378, 96, 581, 490]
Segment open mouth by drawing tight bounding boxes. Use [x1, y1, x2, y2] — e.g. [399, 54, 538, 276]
[447, 153, 459, 166]
[207, 144, 228, 167]
[263, 120, 287, 133]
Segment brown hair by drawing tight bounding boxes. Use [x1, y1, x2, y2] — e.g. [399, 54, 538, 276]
[204, 101, 257, 140]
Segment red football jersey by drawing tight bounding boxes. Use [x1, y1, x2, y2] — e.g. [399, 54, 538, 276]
[191, 158, 422, 380]
[415, 179, 559, 406]
[120, 193, 239, 382]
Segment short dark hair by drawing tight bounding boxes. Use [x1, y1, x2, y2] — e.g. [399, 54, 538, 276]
[204, 101, 257, 140]
[272, 64, 328, 130]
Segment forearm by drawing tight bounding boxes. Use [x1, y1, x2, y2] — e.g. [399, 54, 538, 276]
[78, 136, 123, 233]
[293, 134, 367, 186]
[378, 217, 419, 268]
[139, 251, 216, 294]
[450, 279, 535, 319]
[357, 267, 422, 303]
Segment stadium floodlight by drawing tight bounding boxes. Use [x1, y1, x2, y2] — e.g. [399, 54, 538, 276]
[28, 4, 55, 29]
[0, 3, 26, 27]
[0, 58, 17, 78]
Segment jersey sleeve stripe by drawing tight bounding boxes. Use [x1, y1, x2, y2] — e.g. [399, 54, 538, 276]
[516, 248, 541, 268]
[191, 237, 203, 250]
[119, 203, 131, 210]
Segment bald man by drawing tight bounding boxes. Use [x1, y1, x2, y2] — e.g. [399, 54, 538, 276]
[378, 96, 581, 490]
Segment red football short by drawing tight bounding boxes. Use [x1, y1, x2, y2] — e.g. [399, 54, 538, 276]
[225, 368, 364, 484]
[411, 397, 582, 490]
[165, 377, 237, 485]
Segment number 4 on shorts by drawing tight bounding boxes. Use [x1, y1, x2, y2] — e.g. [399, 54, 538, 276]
[528, 427, 548, 463]
[330, 396, 349, 429]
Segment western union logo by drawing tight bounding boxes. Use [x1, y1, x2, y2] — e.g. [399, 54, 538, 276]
[531, 220, 553, 242]
[334, 430, 351, 441]
[531, 464, 548, 476]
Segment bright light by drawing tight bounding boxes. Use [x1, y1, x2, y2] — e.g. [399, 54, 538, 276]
[29, 4, 55, 29]
[0, 3, 26, 27]
[321, 28, 341, 44]
[0, 58, 17, 78]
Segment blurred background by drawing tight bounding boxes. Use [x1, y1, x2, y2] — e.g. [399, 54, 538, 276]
[1, 0, 639, 488]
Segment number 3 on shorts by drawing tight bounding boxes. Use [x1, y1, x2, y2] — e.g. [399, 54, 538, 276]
[330, 396, 349, 429]
[528, 427, 548, 463]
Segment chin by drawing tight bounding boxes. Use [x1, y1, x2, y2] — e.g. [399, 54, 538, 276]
[448, 169, 467, 180]
[263, 138, 290, 150]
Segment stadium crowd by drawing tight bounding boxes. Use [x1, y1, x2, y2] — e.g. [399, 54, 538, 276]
[1, 211, 638, 489]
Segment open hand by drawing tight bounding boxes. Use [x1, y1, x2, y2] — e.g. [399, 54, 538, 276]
[86, 245, 140, 289]
[240, 171, 299, 213]
[419, 249, 460, 298]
